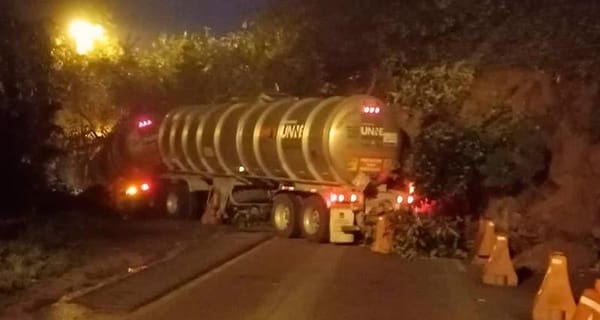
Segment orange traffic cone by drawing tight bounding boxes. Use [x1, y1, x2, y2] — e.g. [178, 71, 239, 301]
[482, 234, 518, 286]
[371, 215, 394, 254]
[473, 220, 496, 265]
[572, 280, 600, 320]
[532, 252, 576, 320]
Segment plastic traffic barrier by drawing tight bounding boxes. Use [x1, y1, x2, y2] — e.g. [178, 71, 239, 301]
[482, 235, 518, 286]
[371, 215, 394, 254]
[572, 280, 600, 320]
[532, 252, 576, 320]
[473, 219, 496, 265]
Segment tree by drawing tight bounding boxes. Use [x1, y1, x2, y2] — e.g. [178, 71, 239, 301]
[477, 109, 548, 193]
[0, 1, 59, 213]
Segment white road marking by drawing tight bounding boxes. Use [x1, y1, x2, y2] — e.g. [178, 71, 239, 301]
[129, 238, 274, 320]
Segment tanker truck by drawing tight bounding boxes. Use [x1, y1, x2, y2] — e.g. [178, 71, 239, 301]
[87, 95, 416, 243]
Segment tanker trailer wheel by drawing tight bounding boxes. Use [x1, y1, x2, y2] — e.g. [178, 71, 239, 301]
[271, 194, 302, 238]
[300, 195, 330, 243]
[164, 182, 196, 219]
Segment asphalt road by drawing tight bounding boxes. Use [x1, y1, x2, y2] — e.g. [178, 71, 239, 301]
[40, 236, 541, 320]
[126, 238, 486, 320]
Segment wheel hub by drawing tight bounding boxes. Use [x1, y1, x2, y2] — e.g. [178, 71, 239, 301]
[303, 209, 320, 235]
[166, 192, 179, 216]
[273, 205, 291, 230]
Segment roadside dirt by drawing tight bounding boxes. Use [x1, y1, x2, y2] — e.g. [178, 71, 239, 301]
[0, 212, 223, 320]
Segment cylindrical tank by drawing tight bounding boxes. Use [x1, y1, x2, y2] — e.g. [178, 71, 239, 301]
[159, 95, 400, 186]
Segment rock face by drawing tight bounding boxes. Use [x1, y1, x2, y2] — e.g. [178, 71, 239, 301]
[464, 68, 600, 271]
[512, 239, 597, 272]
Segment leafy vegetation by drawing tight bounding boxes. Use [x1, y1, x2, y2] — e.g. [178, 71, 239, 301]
[410, 121, 485, 200]
[0, 2, 60, 214]
[0, 242, 71, 295]
[477, 109, 548, 193]
[391, 210, 467, 259]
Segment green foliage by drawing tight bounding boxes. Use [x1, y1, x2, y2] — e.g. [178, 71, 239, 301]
[389, 62, 475, 119]
[0, 242, 72, 294]
[391, 210, 467, 259]
[410, 121, 485, 199]
[410, 113, 547, 201]
[477, 109, 548, 191]
[0, 2, 60, 213]
[388, 62, 548, 202]
[51, 30, 132, 144]
[139, 27, 325, 106]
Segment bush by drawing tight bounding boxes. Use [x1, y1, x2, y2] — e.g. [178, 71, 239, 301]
[0, 240, 73, 295]
[405, 110, 548, 213]
[477, 109, 548, 193]
[391, 210, 467, 259]
[409, 121, 486, 200]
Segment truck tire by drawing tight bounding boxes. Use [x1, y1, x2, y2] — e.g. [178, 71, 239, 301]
[271, 194, 302, 238]
[300, 195, 330, 243]
[164, 182, 196, 219]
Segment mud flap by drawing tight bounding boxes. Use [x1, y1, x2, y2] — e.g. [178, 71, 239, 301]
[329, 206, 355, 243]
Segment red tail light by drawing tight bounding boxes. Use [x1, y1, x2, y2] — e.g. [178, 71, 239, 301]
[140, 183, 150, 191]
[362, 106, 381, 114]
[329, 192, 360, 204]
[125, 185, 138, 196]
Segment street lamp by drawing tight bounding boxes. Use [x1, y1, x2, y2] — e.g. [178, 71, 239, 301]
[68, 19, 105, 55]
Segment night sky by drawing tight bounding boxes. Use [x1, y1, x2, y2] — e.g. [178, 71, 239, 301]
[28, 0, 271, 41]
[114, 0, 270, 39]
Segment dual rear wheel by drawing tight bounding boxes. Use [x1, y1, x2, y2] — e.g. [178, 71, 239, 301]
[162, 182, 203, 219]
[271, 193, 329, 243]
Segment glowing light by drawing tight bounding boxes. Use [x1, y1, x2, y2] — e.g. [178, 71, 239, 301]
[125, 185, 138, 196]
[238, 166, 246, 173]
[69, 19, 106, 55]
[330, 193, 337, 203]
[375, 107, 381, 114]
[407, 195, 414, 204]
[138, 119, 153, 128]
[350, 193, 358, 203]
[396, 195, 404, 204]
[408, 183, 415, 194]
[337, 194, 345, 202]
[369, 107, 375, 113]
[140, 183, 150, 191]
